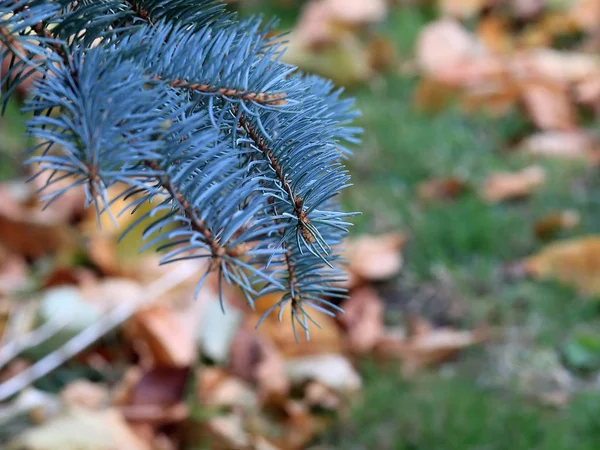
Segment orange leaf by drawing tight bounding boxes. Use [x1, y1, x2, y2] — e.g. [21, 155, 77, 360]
[339, 286, 384, 353]
[250, 294, 343, 358]
[521, 81, 577, 131]
[346, 232, 405, 281]
[481, 165, 546, 203]
[522, 236, 600, 295]
[128, 306, 196, 368]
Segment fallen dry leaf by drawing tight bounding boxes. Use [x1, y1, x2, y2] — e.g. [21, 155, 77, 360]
[521, 130, 596, 161]
[196, 367, 230, 404]
[276, 400, 324, 450]
[115, 366, 190, 426]
[413, 77, 459, 112]
[288, 0, 386, 51]
[60, 380, 109, 410]
[208, 375, 259, 410]
[521, 81, 577, 131]
[511, 0, 545, 19]
[439, 0, 487, 19]
[286, 353, 362, 392]
[481, 165, 546, 203]
[204, 414, 251, 450]
[366, 34, 397, 72]
[346, 232, 405, 281]
[375, 321, 484, 374]
[339, 286, 384, 353]
[7, 408, 151, 450]
[569, 0, 600, 31]
[511, 49, 600, 86]
[86, 236, 122, 276]
[304, 381, 340, 411]
[0, 253, 29, 295]
[477, 15, 513, 53]
[522, 236, 600, 295]
[321, 0, 387, 26]
[416, 19, 485, 81]
[121, 403, 188, 426]
[250, 294, 344, 358]
[417, 176, 468, 202]
[574, 75, 600, 105]
[127, 306, 196, 368]
[534, 210, 580, 240]
[229, 327, 290, 401]
[0, 183, 76, 259]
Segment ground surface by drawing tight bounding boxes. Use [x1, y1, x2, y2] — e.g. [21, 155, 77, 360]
[235, 2, 600, 449]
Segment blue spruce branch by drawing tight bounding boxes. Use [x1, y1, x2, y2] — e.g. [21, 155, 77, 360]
[0, 0, 361, 339]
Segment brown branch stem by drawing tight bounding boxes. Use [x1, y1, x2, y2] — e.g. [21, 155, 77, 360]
[169, 79, 286, 105]
[144, 160, 223, 259]
[236, 109, 314, 244]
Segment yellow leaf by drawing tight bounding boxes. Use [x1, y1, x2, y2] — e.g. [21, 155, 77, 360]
[523, 236, 600, 295]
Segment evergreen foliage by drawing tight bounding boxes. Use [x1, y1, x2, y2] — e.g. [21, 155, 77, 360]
[0, 0, 360, 338]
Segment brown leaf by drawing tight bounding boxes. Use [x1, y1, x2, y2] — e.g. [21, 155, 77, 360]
[304, 382, 341, 411]
[196, 367, 229, 403]
[366, 34, 397, 72]
[9, 408, 151, 450]
[477, 16, 513, 54]
[569, 0, 600, 31]
[0, 183, 76, 259]
[413, 78, 458, 112]
[121, 403, 189, 426]
[86, 236, 122, 276]
[574, 75, 600, 106]
[511, 49, 600, 86]
[521, 130, 596, 161]
[375, 321, 484, 374]
[290, 0, 386, 50]
[229, 327, 290, 401]
[127, 306, 196, 368]
[42, 266, 97, 289]
[250, 293, 344, 358]
[521, 81, 577, 131]
[208, 375, 259, 410]
[278, 401, 323, 450]
[339, 286, 384, 353]
[417, 176, 467, 202]
[481, 165, 546, 203]
[511, 0, 545, 19]
[417, 19, 485, 81]
[534, 210, 580, 240]
[439, 0, 487, 19]
[346, 232, 405, 281]
[60, 380, 109, 410]
[522, 236, 600, 295]
[116, 367, 190, 426]
[0, 253, 29, 295]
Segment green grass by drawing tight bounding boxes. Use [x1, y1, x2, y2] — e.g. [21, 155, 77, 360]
[322, 368, 600, 450]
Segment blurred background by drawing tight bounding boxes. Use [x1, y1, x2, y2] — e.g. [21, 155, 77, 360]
[1, 0, 600, 449]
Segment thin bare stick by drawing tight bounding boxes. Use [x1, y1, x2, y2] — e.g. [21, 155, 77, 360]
[0, 318, 68, 370]
[0, 263, 200, 402]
